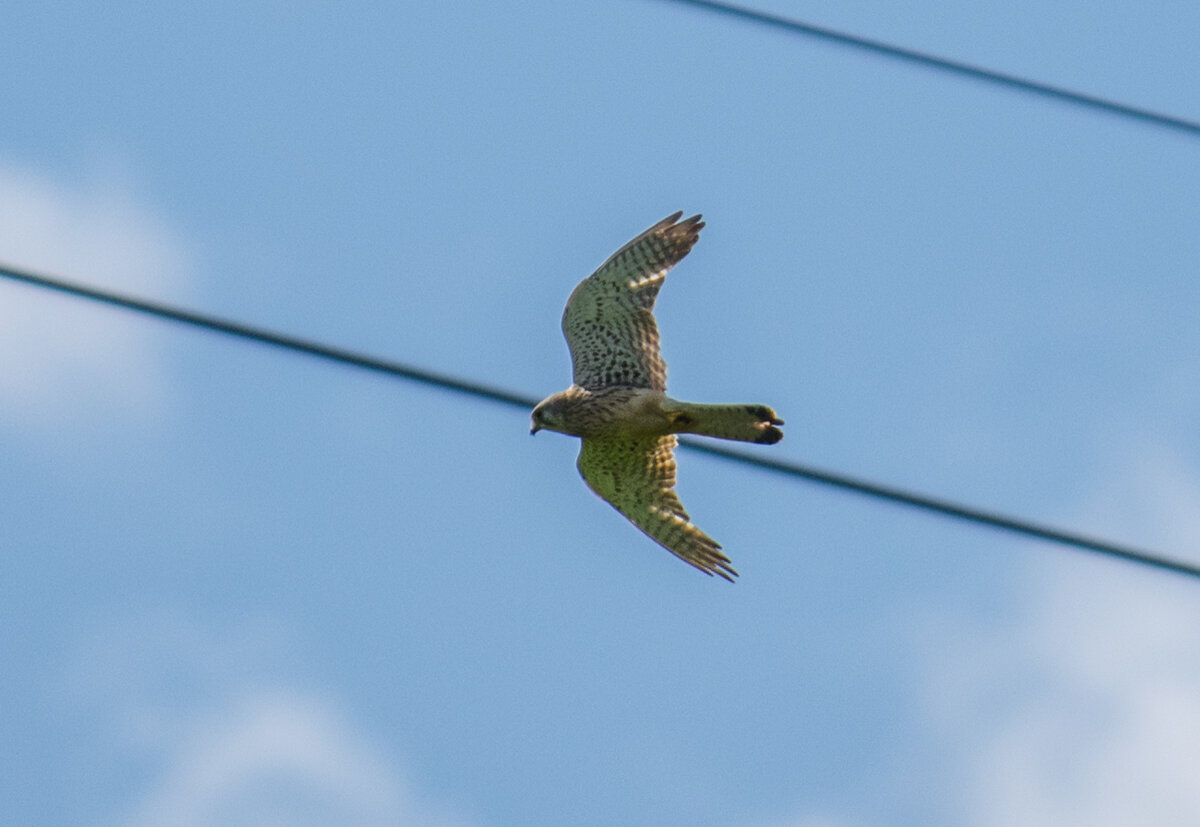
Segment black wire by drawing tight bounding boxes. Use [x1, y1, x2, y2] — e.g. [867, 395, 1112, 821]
[4, 260, 1198, 580]
[0, 262, 533, 409]
[656, 0, 1200, 139]
[681, 440, 1200, 579]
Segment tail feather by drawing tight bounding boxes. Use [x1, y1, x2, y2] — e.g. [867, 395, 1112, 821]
[668, 402, 784, 444]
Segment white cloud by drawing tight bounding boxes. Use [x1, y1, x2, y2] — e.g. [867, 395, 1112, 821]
[756, 816, 868, 827]
[916, 447, 1200, 826]
[737, 445, 1200, 827]
[123, 689, 466, 827]
[955, 574, 1200, 827]
[66, 613, 473, 827]
[0, 161, 189, 433]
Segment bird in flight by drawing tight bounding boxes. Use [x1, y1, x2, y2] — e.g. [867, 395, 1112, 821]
[531, 212, 783, 581]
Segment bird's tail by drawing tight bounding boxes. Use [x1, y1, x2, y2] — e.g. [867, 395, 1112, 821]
[666, 401, 784, 444]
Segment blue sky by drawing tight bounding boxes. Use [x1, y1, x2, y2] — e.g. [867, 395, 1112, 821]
[3, 2, 1200, 825]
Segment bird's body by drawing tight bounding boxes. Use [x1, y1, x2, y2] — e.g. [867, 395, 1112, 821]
[531, 212, 783, 580]
[535, 384, 781, 443]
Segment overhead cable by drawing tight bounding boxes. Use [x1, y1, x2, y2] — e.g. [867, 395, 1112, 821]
[1, 263, 531, 409]
[657, 0, 1200, 139]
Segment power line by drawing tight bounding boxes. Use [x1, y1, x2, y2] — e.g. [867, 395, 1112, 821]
[656, 0, 1200, 139]
[682, 441, 1200, 580]
[1, 262, 532, 410]
[4, 260, 1199, 581]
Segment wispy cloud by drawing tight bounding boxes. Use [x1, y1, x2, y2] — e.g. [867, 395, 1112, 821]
[123, 688, 467, 827]
[0, 161, 190, 434]
[916, 447, 1200, 826]
[66, 613, 474, 827]
[756, 816, 869, 827]
[764, 446, 1200, 827]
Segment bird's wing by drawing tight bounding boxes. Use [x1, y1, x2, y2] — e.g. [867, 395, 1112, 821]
[576, 434, 736, 580]
[561, 212, 704, 392]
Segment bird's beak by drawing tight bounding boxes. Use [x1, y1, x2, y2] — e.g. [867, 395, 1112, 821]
[530, 423, 541, 435]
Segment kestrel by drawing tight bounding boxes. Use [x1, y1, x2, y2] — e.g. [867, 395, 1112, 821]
[531, 212, 783, 581]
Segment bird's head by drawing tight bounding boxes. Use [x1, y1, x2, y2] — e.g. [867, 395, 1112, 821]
[530, 393, 569, 435]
